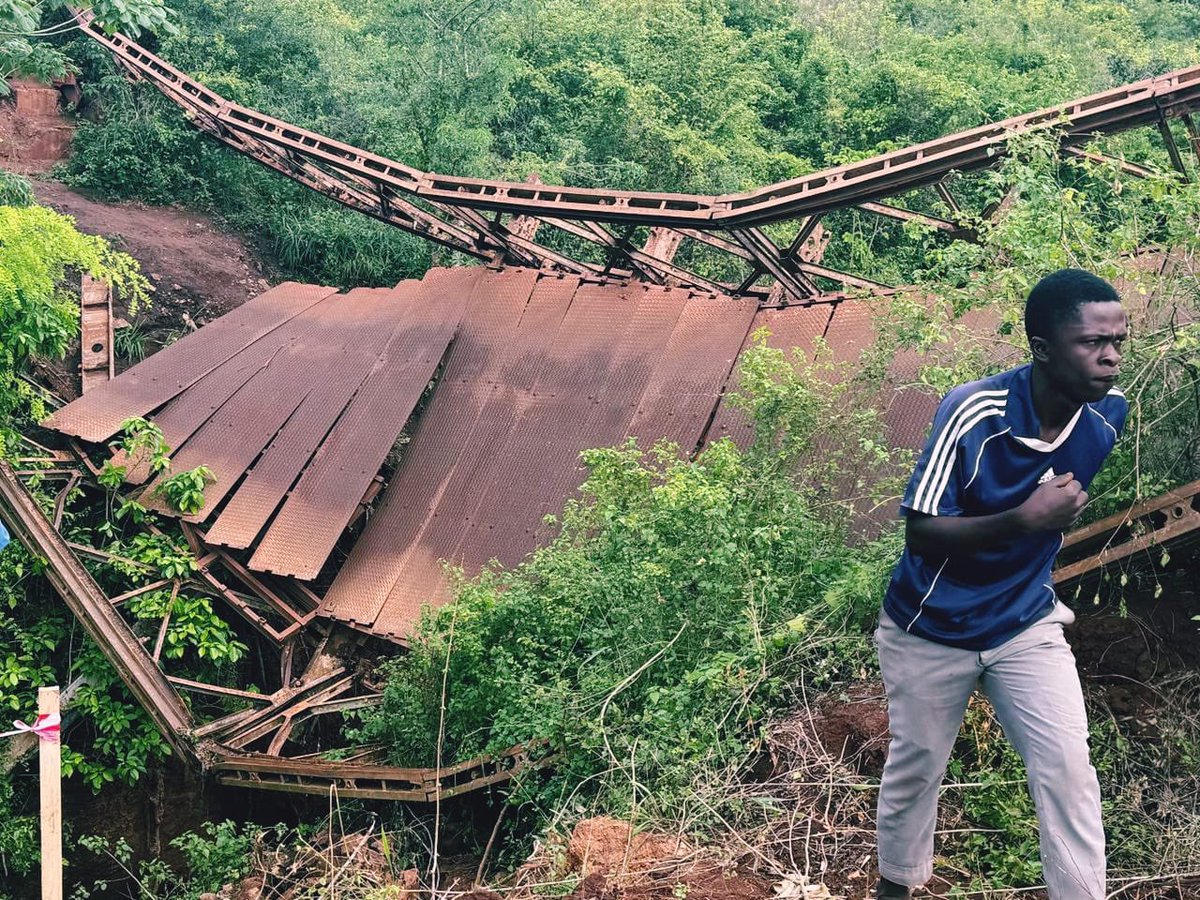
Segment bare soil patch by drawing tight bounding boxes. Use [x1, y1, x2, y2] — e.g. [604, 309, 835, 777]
[32, 179, 272, 325]
[0, 79, 75, 173]
[24, 180, 276, 399]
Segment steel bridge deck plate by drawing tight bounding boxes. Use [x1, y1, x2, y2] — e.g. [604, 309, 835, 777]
[48, 283, 337, 443]
[202, 284, 422, 550]
[249, 270, 476, 579]
[321, 276, 762, 641]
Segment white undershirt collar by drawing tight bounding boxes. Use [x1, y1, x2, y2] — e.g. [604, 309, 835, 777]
[1010, 404, 1083, 453]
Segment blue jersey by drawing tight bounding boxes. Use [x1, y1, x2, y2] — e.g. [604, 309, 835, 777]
[884, 363, 1127, 650]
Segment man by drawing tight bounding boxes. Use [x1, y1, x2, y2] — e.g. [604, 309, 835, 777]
[875, 269, 1128, 900]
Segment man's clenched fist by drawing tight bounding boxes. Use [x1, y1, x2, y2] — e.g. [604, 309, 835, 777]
[1016, 471, 1088, 532]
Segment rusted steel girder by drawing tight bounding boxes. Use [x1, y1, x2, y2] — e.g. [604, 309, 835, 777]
[211, 743, 552, 802]
[0, 461, 195, 759]
[74, 9, 1200, 301]
[1055, 479, 1200, 585]
[1061, 146, 1158, 179]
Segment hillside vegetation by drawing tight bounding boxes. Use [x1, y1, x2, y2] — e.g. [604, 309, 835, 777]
[58, 0, 1200, 286]
[0, 1, 1199, 897]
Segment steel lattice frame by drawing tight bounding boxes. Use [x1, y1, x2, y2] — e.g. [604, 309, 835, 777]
[71, 8, 1200, 304]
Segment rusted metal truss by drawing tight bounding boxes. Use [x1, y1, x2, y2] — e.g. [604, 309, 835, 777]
[0, 460, 194, 756]
[1055, 479, 1200, 585]
[0, 459, 550, 801]
[72, 8, 1200, 302]
[212, 743, 552, 802]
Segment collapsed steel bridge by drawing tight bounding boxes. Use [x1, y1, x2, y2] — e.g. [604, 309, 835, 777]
[4, 13, 1199, 800]
[73, 8, 1200, 303]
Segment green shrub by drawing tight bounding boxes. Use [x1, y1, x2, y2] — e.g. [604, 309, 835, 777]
[156, 464, 215, 516]
[0, 172, 34, 208]
[357, 340, 906, 818]
[172, 821, 262, 896]
[0, 777, 37, 879]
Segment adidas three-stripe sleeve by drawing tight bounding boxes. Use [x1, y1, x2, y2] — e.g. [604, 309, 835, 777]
[901, 386, 1010, 518]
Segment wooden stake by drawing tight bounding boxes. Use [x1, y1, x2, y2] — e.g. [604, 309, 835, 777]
[39, 686, 62, 900]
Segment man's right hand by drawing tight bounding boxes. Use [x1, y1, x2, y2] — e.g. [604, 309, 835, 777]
[1016, 472, 1088, 532]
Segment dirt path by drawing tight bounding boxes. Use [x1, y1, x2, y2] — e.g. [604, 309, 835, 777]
[32, 179, 273, 324]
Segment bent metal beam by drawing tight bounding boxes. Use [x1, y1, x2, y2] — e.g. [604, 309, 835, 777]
[71, 7, 1200, 301]
[0, 460, 194, 759]
[0, 459, 554, 801]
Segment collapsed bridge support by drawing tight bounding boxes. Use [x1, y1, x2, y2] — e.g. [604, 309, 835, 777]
[0, 457, 553, 800]
[13, 18, 1200, 802]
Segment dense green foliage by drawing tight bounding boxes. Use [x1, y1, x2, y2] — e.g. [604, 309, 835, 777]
[58, 0, 1200, 287]
[0, 466, 251, 880]
[73, 821, 270, 900]
[0, 191, 157, 878]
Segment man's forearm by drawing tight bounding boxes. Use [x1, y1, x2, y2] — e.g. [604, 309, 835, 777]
[906, 472, 1087, 558]
[905, 508, 1032, 558]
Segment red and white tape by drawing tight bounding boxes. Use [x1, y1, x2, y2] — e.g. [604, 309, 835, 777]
[0, 712, 61, 743]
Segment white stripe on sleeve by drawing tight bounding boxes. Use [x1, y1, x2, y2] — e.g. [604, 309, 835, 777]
[912, 390, 1008, 513]
[922, 405, 1006, 513]
[1087, 404, 1119, 441]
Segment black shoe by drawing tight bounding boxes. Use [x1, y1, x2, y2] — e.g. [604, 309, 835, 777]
[876, 876, 912, 899]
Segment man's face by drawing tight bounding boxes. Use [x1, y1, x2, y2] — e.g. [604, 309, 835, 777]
[1035, 301, 1127, 404]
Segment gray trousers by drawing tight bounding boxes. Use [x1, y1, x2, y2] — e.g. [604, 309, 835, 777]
[875, 603, 1106, 899]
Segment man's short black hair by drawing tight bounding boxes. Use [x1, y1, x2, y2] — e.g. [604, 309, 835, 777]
[1025, 268, 1120, 342]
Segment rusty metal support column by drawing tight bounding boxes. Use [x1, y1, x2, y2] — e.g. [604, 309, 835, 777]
[80, 275, 114, 393]
[0, 462, 194, 759]
[601, 225, 638, 276]
[1062, 146, 1155, 179]
[642, 227, 684, 264]
[783, 216, 826, 261]
[1158, 118, 1191, 180]
[505, 174, 546, 248]
[933, 183, 962, 216]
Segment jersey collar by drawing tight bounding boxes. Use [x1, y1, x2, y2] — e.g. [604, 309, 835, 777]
[1003, 364, 1083, 453]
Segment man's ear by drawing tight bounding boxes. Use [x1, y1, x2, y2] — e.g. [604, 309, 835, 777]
[1029, 334, 1051, 363]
